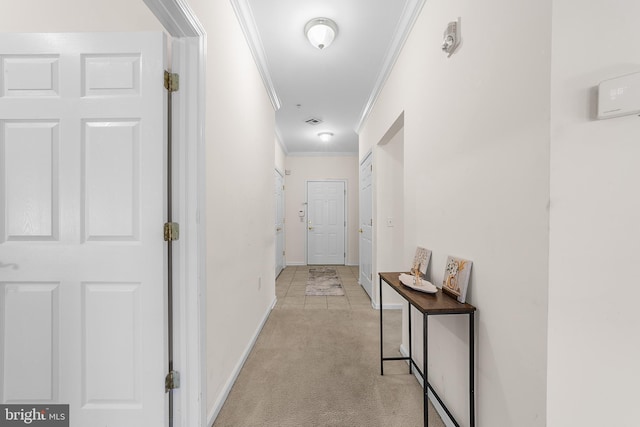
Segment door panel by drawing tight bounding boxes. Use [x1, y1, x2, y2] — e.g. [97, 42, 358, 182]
[307, 181, 345, 265]
[84, 120, 140, 240]
[4, 121, 58, 240]
[359, 153, 373, 298]
[0, 33, 165, 426]
[83, 282, 140, 406]
[1, 283, 59, 402]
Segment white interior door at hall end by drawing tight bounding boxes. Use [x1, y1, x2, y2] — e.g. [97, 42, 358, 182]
[307, 181, 345, 265]
[359, 154, 373, 299]
[275, 170, 285, 276]
[0, 33, 166, 426]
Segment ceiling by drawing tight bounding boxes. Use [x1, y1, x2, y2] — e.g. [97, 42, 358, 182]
[233, 0, 425, 155]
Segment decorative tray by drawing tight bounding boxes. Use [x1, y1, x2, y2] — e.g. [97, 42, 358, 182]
[398, 273, 438, 294]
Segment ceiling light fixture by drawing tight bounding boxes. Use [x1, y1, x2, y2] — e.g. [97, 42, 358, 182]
[318, 132, 334, 142]
[305, 18, 338, 50]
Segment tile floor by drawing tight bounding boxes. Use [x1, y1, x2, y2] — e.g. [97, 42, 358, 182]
[274, 265, 373, 310]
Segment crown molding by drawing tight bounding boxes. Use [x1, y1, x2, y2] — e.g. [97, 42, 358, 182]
[355, 0, 425, 133]
[143, 0, 204, 37]
[230, 0, 281, 111]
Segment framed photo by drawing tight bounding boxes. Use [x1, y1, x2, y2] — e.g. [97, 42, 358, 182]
[411, 247, 432, 279]
[442, 256, 472, 303]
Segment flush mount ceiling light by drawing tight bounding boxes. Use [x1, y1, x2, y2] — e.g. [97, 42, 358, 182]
[305, 18, 338, 50]
[318, 132, 334, 142]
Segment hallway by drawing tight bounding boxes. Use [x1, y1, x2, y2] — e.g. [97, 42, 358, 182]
[275, 265, 370, 309]
[2, 1, 636, 426]
[212, 266, 445, 427]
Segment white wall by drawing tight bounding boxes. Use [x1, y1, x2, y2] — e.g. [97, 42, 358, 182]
[547, 1, 640, 426]
[275, 137, 286, 174]
[284, 156, 359, 266]
[360, 0, 551, 425]
[0, 0, 162, 32]
[184, 0, 277, 422]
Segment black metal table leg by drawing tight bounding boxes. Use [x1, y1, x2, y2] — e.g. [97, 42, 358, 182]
[379, 275, 384, 376]
[424, 313, 428, 427]
[408, 301, 412, 374]
[470, 312, 475, 427]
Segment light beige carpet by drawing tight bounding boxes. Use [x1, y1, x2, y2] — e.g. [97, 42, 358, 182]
[212, 306, 445, 427]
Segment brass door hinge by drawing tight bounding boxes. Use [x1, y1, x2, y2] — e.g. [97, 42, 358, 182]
[164, 222, 180, 241]
[164, 71, 179, 92]
[165, 370, 180, 392]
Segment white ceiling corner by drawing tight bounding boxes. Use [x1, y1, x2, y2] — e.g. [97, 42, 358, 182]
[230, 0, 281, 110]
[276, 128, 288, 155]
[355, 0, 426, 133]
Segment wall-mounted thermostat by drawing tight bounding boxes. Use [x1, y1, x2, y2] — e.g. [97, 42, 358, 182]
[597, 71, 640, 119]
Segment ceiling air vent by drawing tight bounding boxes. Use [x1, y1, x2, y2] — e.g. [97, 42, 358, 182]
[304, 117, 323, 125]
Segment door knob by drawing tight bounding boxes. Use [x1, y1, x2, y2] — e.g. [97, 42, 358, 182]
[358, 228, 363, 233]
[276, 227, 282, 232]
[308, 226, 314, 230]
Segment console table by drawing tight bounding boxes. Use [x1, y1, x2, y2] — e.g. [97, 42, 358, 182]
[379, 272, 476, 427]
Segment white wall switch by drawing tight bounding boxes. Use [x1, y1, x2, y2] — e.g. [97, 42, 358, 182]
[597, 71, 640, 119]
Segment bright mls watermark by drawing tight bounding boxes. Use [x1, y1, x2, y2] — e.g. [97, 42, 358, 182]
[0, 405, 68, 427]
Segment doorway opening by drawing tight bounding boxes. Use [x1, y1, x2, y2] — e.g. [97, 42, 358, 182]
[275, 169, 285, 276]
[373, 112, 405, 309]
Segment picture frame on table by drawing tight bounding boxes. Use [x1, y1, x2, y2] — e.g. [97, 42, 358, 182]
[411, 247, 432, 279]
[442, 255, 472, 303]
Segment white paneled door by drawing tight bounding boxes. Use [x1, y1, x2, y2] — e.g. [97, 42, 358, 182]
[0, 33, 166, 426]
[359, 153, 373, 299]
[307, 181, 346, 265]
[275, 170, 285, 277]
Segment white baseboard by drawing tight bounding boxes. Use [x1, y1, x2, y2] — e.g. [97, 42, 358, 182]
[207, 297, 277, 426]
[399, 344, 456, 427]
[372, 302, 403, 310]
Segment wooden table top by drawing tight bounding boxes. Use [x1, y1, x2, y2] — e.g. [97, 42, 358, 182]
[379, 272, 476, 315]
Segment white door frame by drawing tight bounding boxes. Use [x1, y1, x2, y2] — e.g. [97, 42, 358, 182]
[143, 1, 206, 426]
[275, 169, 285, 276]
[359, 150, 374, 300]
